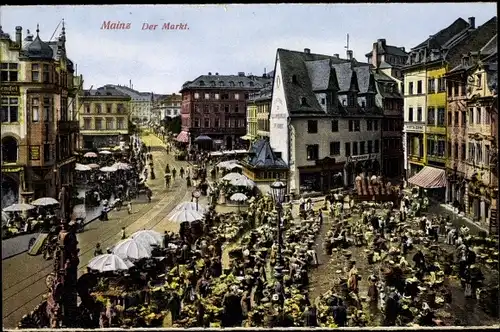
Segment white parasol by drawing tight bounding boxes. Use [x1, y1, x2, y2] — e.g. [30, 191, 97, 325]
[86, 163, 100, 169]
[100, 166, 117, 172]
[167, 209, 204, 223]
[131, 230, 164, 247]
[112, 162, 131, 170]
[88, 254, 133, 272]
[222, 172, 244, 182]
[2, 211, 10, 225]
[225, 163, 242, 170]
[3, 203, 36, 212]
[84, 152, 98, 158]
[217, 159, 238, 168]
[230, 193, 248, 202]
[75, 163, 92, 171]
[99, 150, 112, 155]
[31, 197, 59, 206]
[112, 238, 151, 260]
[172, 201, 208, 213]
[230, 176, 255, 188]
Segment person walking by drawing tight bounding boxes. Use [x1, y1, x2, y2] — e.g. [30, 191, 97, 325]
[121, 227, 127, 239]
[127, 202, 132, 214]
[94, 243, 103, 256]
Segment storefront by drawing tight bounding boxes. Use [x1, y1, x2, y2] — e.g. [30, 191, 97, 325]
[344, 154, 381, 187]
[299, 157, 345, 193]
[1, 167, 23, 209]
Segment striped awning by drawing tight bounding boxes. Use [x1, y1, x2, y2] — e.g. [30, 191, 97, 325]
[408, 166, 446, 189]
[176, 131, 189, 143]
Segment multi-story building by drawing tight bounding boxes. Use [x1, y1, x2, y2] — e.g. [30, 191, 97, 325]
[244, 85, 273, 143]
[1, 24, 80, 204]
[403, 17, 496, 195]
[178, 72, 272, 150]
[444, 35, 498, 229]
[111, 84, 153, 126]
[269, 48, 384, 196]
[366, 39, 408, 179]
[78, 86, 131, 149]
[153, 93, 182, 120]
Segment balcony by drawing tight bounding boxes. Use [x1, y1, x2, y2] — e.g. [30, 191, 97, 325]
[58, 121, 79, 133]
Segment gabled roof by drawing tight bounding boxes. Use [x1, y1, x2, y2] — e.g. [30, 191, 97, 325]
[374, 71, 402, 99]
[246, 138, 288, 169]
[365, 43, 408, 58]
[412, 18, 470, 50]
[481, 34, 497, 55]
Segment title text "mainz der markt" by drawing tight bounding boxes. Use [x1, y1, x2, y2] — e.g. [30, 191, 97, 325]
[101, 21, 189, 30]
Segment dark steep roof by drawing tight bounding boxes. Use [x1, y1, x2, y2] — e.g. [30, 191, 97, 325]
[412, 18, 470, 50]
[180, 73, 272, 91]
[365, 43, 408, 58]
[246, 139, 288, 169]
[25, 35, 53, 60]
[445, 17, 497, 69]
[83, 86, 131, 98]
[481, 34, 497, 55]
[277, 48, 379, 117]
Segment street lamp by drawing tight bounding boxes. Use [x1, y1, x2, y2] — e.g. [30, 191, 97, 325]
[270, 178, 286, 279]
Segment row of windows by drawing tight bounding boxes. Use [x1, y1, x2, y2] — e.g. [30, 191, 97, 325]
[84, 103, 125, 114]
[448, 141, 491, 165]
[83, 117, 127, 130]
[194, 92, 249, 100]
[1, 138, 54, 163]
[191, 118, 245, 128]
[0, 63, 69, 87]
[447, 107, 492, 127]
[194, 104, 242, 113]
[199, 80, 256, 88]
[306, 140, 380, 160]
[426, 77, 446, 94]
[306, 119, 380, 133]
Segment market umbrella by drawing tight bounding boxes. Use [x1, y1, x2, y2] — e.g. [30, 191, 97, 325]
[113, 238, 151, 260]
[194, 135, 212, 143]
[3, 203, 35, 212]
[217, 160, 238, 168]
[230, 193, 248, 202]
[86, 163, 100, 169]
[230, 192, 248, 212]
[2, 211, 10, 225]
[112, 162, 131, 170]
[131, 230, 164, 248]
[31, 197, 59, 207]
[167, 209, 204, 223]
[173, 201, 209, 213]
[226, 163, 242, 170]
[88, 254, 133, 272]
[222, 172, 244, 182]
[75, 163, 92, 171]
[100, 166, 117, 172]
[84, 152, 98, 158]
[230, 176, 255, 188]
[99, 150, 112, 155]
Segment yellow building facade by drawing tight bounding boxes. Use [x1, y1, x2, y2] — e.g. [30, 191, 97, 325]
[244, 101, 258, 141]
[78, 86, 131, 150]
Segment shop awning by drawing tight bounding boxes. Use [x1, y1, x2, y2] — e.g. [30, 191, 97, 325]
[240, 134, 253, 140]
[176, 131, 189, 143]
[408, 166, 446, 188]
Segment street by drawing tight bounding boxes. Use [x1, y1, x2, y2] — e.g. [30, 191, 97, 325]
[1, 134, 190, 328]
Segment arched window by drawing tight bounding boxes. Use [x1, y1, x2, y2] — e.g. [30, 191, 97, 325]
[199, 81, 205, 86]
[210, 81, 216, 87]
[229, 81, 235, 87]
[1, 136, 18, 163]
[238, 81, 244, 87]
[249, 81, 254, 87]
[300, 97, 307, 106]
[219, 81, 224, 87]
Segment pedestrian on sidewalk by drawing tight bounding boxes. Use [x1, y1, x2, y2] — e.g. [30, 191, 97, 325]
[127, 202, 132, 214]
[121, 227, 127, 239]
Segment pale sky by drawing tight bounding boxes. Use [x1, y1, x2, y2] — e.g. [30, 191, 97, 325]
[1, 3, 496, 94]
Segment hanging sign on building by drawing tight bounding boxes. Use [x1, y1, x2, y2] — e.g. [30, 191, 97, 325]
[30, 146, 40, 160]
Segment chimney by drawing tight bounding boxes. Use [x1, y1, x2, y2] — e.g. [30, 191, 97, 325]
[208, 72, 212, 75]
[238, 72, 245, 77]
[377, 39, 386, 47]
[334, 54, 339, 58]
[304, 48, 311, 54]
[15, 26, 22, 46]
[129, 79, 132, 88]
[347, 50, 353, 60]
[400, 47, 405, 52]
[468, 17, 475, 29]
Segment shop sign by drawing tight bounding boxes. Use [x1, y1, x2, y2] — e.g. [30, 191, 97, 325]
[405, 123, 424, 132]
[0, 85, 20, 96]
[347, 153, 379, 162]
[30, 146, 40, 160]
[1, 167, 22, 173]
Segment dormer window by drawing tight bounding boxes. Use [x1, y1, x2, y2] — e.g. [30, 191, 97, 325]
[291, 75, 298, 84]
[347, 94, 356, 107]
[238, 81, 244, 87]
[300, 97, 307, 106]
[199, 81, 205, 86]
[249, 81, 254, 87]
[219, 81, 224, 87]
[229, 81, 235, 87]
[366, 95, 373, 107]
[106, 92, 112, 96]
[210, 81, 216, 87]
